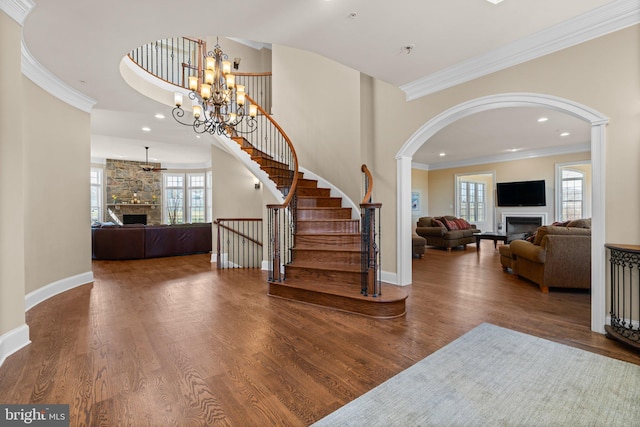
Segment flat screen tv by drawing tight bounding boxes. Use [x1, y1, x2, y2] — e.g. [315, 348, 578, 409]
[496, 179, 546, 207]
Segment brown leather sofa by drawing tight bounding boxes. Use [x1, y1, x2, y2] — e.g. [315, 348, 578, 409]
[92, 223, 212, 260]
[416, 216, 481, 250]
[502, 219, 591, 293]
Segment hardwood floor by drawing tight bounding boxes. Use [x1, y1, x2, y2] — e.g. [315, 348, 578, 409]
[1, 242, 639, 426]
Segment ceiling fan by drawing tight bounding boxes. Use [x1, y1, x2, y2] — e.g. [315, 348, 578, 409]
[140, 146, 167, 172]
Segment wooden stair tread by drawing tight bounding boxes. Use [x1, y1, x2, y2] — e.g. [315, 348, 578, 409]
[292, 246, 360, 252]
[297, 219, 357, 222]
[297, 207, 349, 210]
[295, 232, 360, 236]
[287, 261, 361, 272]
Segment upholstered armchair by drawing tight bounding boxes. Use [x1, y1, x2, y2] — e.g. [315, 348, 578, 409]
[507, 223, 591, 293]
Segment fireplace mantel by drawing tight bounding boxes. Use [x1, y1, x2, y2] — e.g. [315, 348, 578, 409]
[501, 212, 547, 226]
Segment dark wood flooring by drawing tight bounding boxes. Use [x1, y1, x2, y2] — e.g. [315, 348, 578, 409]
[1, 241, 639, 426]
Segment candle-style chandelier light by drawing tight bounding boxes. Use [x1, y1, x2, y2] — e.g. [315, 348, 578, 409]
[172, 41, 257, 136]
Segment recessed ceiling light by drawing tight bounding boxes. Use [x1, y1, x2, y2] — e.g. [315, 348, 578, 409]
[537, 117, 548, 123]
[155, 113, 165, 119]
[141, 127, 151, 132]
[486, 0, 504, 4]
[439, 152, 446, 157]
[560, 132, 570, 137]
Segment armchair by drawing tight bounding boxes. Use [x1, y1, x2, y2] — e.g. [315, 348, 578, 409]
[507, 224, 591, 293]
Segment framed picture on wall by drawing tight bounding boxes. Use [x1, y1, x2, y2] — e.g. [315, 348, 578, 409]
[411, 191, 421, 212]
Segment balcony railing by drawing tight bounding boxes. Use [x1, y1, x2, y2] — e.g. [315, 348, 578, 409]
[128, 37, 272, 114]
[605, 244, 640, 351]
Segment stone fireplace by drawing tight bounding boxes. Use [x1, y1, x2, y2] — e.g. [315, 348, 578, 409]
[106, 159, 162, 225]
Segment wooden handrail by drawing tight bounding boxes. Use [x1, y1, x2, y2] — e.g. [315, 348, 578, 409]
[246, 93, 299, 209]
[361, 164, 374, 204]
[215, 221, 263, 247]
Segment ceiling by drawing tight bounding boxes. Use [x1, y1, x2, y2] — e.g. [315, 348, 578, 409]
[18, 0, 620, 167]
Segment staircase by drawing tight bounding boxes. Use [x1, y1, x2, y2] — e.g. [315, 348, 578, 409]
[233, 137, 407, 318]
[125, 37, 406, 318]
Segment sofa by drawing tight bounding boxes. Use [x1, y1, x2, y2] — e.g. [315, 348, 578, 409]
[416, 216, 481, 250]
[501, 219, 591, 293]
[92, 223, 212, 260]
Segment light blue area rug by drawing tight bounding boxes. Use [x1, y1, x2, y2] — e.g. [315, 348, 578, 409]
[312, 323, 640, 426]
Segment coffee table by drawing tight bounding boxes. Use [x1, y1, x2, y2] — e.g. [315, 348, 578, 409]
[475, 232, 508, 251]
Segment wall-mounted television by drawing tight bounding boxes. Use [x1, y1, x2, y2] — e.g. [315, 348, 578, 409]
[496, 179, 546, 207]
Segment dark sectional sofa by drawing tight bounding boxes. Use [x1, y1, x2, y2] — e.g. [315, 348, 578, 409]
[91, 223, 212, 260]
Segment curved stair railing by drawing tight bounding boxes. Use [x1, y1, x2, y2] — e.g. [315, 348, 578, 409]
[127, 37, 386, 305]
[127, 37, 297, 282]
[235, 94, 299, 282]
[360, 165, 382, 296]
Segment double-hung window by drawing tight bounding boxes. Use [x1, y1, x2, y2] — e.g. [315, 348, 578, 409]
[164, 174, 185, 224]
[560, 169, 584, 221]
[163, 172, 211, 224]
[458, 180, 485, 223]
[90, 168, 103, 223]
[187, 174, 206, 223]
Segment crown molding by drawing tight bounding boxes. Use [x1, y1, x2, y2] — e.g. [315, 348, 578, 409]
[227, 37, 272, 51]
[0, 0, 34, 25]
[21, 41, 96, 113]
[401, 0, 640, 101]
[414, 142, 590, 171]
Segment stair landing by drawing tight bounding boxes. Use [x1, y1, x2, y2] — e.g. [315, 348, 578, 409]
[268, 280, 408, 319]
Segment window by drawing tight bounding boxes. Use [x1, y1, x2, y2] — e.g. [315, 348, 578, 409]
[187, 174, 206, 223]
[90, 168, 103, 223]
[560, 169, 584, 221]
[206, 171, 213, 223]
[163, 172, 211, 224]
[458, 180, 485, 223]
[164, 174, 185, 224]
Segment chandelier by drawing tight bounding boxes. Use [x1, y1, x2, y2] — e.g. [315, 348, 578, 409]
[172, 42, 257, 136]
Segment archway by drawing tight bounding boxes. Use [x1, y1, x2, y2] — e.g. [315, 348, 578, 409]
[396, 93, 608, 333]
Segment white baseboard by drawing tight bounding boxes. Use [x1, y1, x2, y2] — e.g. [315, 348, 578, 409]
[0, 323, 30, 368]
[382, 270, 400, 286]
[25, 271, 94, 312]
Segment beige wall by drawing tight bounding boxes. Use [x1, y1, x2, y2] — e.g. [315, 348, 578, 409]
[22, 79, 92, 294]
[211, 145, 264, 221]
[267, 26, 640, 275]
[0, 11, 26, 336]
[368, 24, 640, 273]
[426, 152, 591, 229]
[272, 45, 362, 206]
[411, 168, 429, 232]
[0, 9, 92, 339]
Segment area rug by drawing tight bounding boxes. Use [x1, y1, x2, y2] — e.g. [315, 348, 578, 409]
[312, 323, 640, 426]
